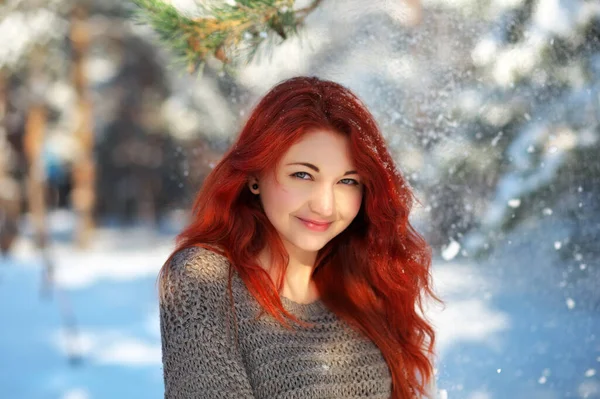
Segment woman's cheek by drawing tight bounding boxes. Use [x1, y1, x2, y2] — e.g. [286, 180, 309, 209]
[349, 191, 363, 215]
[277, 184, 305, 209]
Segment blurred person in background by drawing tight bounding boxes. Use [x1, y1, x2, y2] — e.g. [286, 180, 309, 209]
[158, 76, 440, 399]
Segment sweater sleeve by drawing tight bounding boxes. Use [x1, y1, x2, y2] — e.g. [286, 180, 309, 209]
[159, 247, 255, 399]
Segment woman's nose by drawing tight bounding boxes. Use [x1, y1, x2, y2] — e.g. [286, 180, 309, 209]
[308, 184, 335, 217]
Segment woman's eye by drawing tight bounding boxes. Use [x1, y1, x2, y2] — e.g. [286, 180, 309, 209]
[340, 178, 360, 186]
[292, 171, 311, 180]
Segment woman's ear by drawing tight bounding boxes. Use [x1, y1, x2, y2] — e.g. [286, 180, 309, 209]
[248, 177, 260, 195]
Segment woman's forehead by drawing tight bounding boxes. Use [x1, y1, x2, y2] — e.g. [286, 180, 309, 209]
[283, 130, 352, 159]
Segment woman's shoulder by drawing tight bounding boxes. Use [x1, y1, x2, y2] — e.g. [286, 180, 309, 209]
[164, 245, 232, 290]
[159, 246, 236, 332]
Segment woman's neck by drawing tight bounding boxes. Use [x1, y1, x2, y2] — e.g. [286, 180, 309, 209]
[257, 246, 320, 304]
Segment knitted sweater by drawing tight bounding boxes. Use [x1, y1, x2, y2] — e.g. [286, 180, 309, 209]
[159, 246, 436, 398]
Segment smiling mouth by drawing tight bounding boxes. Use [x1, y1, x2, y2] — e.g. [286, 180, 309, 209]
[296, 217, 333, 232]
[297, 217, 332, 226]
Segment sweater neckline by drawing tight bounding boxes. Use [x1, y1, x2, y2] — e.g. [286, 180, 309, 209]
[226, 258, 329, 318]
[279, 295, 329, 318]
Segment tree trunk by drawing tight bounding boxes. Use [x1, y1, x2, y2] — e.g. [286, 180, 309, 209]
[23, 96, 48, 251]
[70, 3, 96, 248]
[0, 72, 22, 256]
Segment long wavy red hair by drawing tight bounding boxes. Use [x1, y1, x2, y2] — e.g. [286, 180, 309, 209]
[159, 76, 440, 398]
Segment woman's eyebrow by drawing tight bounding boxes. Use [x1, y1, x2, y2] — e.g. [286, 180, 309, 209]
[286, 162, 358, 176]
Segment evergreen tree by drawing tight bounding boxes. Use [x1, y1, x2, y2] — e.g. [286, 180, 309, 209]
[426, 0, 600, 264]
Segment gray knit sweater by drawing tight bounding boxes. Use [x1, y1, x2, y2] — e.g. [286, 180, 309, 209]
[159, 246, 436, 398]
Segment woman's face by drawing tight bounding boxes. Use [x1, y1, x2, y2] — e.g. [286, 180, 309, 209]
[249, 129, 364, 259]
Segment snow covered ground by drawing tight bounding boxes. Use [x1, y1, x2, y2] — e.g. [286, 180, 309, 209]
[0, 211, 598, 399]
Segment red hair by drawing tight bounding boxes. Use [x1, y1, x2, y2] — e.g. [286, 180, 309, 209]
[159, 76, 440, 398]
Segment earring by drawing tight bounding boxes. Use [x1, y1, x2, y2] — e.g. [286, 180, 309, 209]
[252, 183, 258, 190]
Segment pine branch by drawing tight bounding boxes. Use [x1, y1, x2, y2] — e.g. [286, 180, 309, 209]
[131, 0, 321, 73]
[131, 0, 198, 67]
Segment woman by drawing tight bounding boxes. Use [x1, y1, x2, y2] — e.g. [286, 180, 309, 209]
[159, 76, 440, 398]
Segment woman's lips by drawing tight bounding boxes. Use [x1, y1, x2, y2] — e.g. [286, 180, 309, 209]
[296, 217, 332, 232]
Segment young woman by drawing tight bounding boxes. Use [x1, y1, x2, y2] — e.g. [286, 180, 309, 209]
[159, 76, 440, 398]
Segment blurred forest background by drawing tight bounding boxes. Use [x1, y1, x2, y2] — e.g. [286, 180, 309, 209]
[0, 0, 599, 398]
